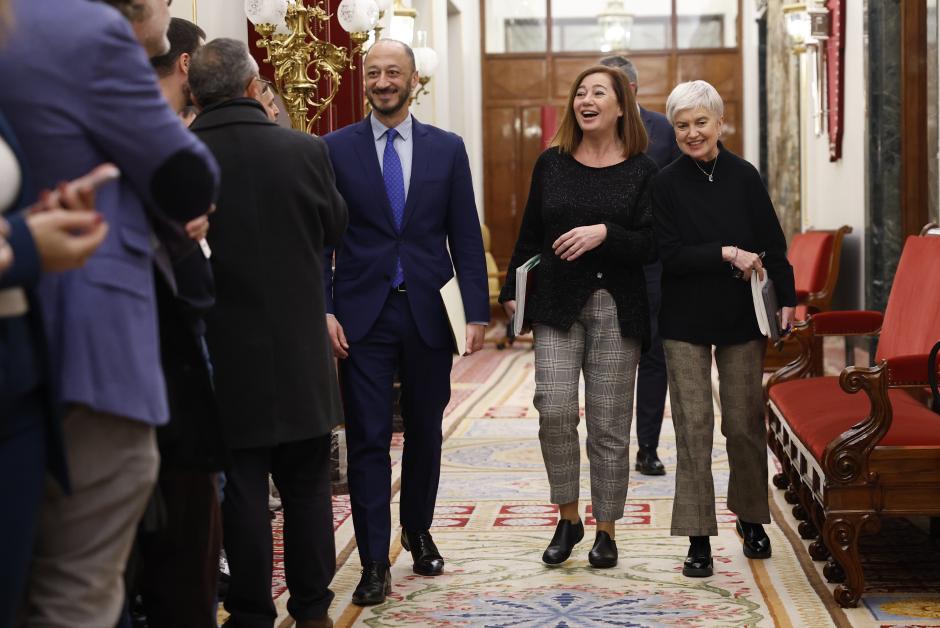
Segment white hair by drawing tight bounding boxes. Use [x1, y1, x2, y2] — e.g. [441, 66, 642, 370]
[665, 80, 724, 126]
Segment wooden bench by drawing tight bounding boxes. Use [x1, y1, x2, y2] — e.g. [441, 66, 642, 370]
[765, 225, 852, 373]
[765, 226, 940, 608]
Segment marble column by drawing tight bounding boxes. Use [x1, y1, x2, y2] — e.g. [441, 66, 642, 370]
[866, 0, 903, 312]
[765, 0, 802, 240]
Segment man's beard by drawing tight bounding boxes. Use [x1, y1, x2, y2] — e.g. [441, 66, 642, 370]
[367, 87, 409, 116]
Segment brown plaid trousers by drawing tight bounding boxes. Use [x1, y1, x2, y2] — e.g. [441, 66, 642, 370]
[663, 338, 769, 536]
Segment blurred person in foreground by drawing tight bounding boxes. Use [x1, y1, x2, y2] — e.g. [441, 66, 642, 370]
[500, 65, 656, 569]
[600, 55, 682, 477]
[323, 39, 488, 606]
[651, 80, 795, 578]
[189, 38, 347, 628]
[0, 0, 219, 624]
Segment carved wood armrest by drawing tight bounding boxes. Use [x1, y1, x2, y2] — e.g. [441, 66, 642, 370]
[885, 353, 939, 388]
[765, 319, 820, 391]
[823, 361, 892, 485]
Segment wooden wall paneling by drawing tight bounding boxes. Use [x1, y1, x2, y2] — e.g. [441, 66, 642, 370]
[676, 52, 740, 96]
[484, 106, 522, 267]
[900, 0, 928, 237]
[484, 58, 550, 101]
[720, 100, 742, 156]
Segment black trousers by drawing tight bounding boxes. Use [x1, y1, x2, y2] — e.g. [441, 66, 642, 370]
[635, 261, 668, 449]
[138, 467, 222, 628]
[222, 436, 334, 627]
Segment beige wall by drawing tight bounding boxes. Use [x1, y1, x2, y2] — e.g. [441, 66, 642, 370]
[169, 0, 249, 42]
[799, 5, 865, 309]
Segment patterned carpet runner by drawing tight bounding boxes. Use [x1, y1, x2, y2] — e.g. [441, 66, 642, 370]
[263, 346, 940, 627]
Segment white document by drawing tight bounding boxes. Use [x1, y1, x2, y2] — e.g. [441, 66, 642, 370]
[513, 254, 541, 336]
[440, 276, 467, 355]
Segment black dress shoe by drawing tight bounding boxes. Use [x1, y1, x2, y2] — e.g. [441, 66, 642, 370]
[401, 529, 444, 576]
[635, 446, 666, 476]
[682, 536, 713, 577]
[736, 519, 772, 559]
[588, 531, 618, 568]
[351, 562, 391, 606]
[542, 519, 584, 565]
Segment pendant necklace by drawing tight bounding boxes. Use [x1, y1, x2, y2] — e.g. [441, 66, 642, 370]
[694, 153, 718, 182]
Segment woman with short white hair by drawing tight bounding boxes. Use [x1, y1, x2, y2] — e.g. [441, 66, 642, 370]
[652, 80, 796, 577]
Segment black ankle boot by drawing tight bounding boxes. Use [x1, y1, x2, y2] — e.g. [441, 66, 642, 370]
[542, 519, 584, 565]
[682, 536, 713, 577]
[588, 531, 618, 568]
[635, 446, 666, 476]
[736, 520, 772, 559]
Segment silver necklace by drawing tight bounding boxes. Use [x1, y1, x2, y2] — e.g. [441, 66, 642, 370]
[694, 153, 718, 182]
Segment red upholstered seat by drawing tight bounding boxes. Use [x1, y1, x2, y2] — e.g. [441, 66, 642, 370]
[788, 231, 835, 297]
[769, 377, 940, 461]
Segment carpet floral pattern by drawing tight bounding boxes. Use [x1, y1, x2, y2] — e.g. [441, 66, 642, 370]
[266, 347, 939, 627]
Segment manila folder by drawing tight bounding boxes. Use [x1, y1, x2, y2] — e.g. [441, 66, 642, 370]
[440, 276, 467, 355]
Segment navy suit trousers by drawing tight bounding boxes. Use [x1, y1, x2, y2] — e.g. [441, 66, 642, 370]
[635, 261, 668, 449]
[340, 290, 453, 564]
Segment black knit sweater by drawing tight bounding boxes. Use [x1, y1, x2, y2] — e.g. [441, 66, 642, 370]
[499, 147, 657, 349]
[651, 144, 796, 346]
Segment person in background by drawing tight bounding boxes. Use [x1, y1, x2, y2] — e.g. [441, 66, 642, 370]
[323, 39, 489, 606]
[652, 80, 795, 578]
[189, 38, 347, 628]
[600, 55, 682, 477]
[0, 0, 220, 624]
[500, 65, 656, 569]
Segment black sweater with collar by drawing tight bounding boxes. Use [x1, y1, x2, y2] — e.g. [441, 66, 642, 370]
[651, 144, 796, 346]
[500, 147, 657, 349]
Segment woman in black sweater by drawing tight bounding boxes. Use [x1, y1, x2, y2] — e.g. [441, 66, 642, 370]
[500, 65, 656, 569]
[652, 80, 796, 578]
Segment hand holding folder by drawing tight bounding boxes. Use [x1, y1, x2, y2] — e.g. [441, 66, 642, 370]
[512, 254, 541, 336]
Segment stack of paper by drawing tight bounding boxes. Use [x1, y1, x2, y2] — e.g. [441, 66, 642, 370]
[513, 254, 541, 336]
[751, 271, 781, 342]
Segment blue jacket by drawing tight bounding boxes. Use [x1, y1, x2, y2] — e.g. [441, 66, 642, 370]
[323, 115, 489, 349]
[0, 113, 69, 489]
[641, 106, 682, 170]
[0, 0, 219, 426]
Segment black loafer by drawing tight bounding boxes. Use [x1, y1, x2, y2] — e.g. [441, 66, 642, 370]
[682, 536, 713, 577]
[351, 562, 391, 606]
[401, 529, 444, 576]
[542, 519, 584, 565]
[635, 446, 666, 476]
[588, 531, 618, 568]
[736, 519, 772, 559]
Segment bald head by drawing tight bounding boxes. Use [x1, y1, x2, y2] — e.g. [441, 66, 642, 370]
[365, 39, 416, 74]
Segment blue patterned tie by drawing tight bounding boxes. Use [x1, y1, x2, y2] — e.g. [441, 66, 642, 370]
[383, 128, 406, 287]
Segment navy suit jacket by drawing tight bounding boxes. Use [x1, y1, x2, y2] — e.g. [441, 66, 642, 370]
[323, 116, 489, 350]
[0, 0, 219, 426]
[641, 106, 682, 170]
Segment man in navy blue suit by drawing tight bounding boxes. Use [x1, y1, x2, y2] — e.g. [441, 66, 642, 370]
[601, 55, 682, 477]
[324, 39, 489, 606]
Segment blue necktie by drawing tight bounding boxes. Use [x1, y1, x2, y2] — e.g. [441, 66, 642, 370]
[383, 128, 406, 287]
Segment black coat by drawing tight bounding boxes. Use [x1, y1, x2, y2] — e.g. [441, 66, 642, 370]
[191, 99, 348, 449]
[640, 106, 682, 170]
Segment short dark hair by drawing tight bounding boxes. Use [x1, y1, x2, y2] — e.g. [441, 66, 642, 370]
[151, 18, 206, 77]
[599, 55, 638, 86]
[189, 38, 257, 109]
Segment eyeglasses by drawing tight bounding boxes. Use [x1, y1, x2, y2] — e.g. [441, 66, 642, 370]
[246, 76, 274, 95]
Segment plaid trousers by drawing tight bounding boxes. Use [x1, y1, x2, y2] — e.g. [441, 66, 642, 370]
[663, 338, 769, 536]
[533, 290, 640, 521]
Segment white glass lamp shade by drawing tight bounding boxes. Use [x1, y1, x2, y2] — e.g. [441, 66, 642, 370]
[373, 0, 393, 12]
[413, 46, 438, 78]
[245, 0, 288, 26]
[389, 15, 415, 45]
[784, 3, 811, 47]
[338, 0, 380, 33]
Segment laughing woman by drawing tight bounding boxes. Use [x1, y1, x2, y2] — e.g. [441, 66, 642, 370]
[651, 80, 796, 577]
[500, 65, 656, 568]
